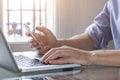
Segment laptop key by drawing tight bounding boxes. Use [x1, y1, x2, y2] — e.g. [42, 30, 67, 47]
[14, 55, 45, 67]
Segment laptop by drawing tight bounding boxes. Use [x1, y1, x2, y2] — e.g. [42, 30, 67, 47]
[0, 28, 81, 76]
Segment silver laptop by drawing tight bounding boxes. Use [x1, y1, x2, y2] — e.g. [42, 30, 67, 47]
[0, 28, 80, 76]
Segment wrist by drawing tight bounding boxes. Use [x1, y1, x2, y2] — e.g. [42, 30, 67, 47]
[89, 51, 98, 66]
[55, 40, 61, 47]
[78, 51, 94, 66]
[84, 51, 93, 66]
[56, 39, 66, 47]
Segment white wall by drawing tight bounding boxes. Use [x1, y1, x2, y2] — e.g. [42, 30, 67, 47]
[55, 0, 107, 38]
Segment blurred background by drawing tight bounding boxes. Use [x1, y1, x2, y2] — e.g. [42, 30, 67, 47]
[0, 0, 111, 52]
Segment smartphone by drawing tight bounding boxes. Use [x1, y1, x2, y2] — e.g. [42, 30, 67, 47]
[24, 23, 38, 41]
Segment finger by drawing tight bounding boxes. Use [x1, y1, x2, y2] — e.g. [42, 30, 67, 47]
[40, 48, 58, 62]
[36, 26, 51, 36]
[37, 46, 51, 55]
[26, 32, 32, 37]
[43, 52, 58, 64]
[36, 27, 55, 39]
[32, 32, 44, 42]
[28, 34, 45, 45]
[28, 39, 37, 45]
[43, 50, 67, 64]
[28, 39, 42, 49]
[40, 47, 69, 62]
[32, 32, 49, 47]
[28, 39, 36, 47]
[31, 44, 42, 49]
[49, 58, 71, 65]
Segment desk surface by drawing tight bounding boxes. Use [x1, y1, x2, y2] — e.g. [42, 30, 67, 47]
[1, 66, 120, 80]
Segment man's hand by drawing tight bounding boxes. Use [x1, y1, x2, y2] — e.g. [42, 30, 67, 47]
[26, 26, 58, 55]
[40, 46, 92, 66]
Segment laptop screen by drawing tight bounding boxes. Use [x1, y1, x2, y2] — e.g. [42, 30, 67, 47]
[0, 28, 19, 72]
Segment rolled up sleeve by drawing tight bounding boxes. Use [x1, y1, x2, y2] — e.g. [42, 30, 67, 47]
[85, 1, 113, 49]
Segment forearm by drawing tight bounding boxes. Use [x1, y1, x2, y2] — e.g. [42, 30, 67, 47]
[57, 33, 95, 51]
[90, 50, 120, 67]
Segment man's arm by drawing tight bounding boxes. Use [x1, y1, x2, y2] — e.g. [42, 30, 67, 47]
[57, 33, 95, 51]
[90, 50, 120, 67]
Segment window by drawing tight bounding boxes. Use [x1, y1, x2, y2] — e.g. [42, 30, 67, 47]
[3, 0, 55, 43]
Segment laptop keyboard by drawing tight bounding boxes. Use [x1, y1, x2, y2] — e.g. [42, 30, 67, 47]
[14, 55, 45, 67]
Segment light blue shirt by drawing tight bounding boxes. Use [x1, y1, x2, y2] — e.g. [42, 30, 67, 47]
[85, 0, 120, 49]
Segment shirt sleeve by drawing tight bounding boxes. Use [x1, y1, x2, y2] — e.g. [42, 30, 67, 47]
[85, 1, 113, 49]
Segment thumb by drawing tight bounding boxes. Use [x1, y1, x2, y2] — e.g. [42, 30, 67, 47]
[36, 26, 55, 38]
[36, 26, 57, 47]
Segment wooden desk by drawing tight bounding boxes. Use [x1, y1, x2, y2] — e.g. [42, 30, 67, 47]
[1, 66, 120, 80]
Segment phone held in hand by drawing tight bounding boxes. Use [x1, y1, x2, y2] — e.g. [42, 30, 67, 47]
[24, 23, 38, 41]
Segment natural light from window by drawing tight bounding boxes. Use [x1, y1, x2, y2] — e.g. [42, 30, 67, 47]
[3, 0, 55, 43]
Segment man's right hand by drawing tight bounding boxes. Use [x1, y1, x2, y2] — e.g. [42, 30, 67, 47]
[26, 26, 58, 55]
